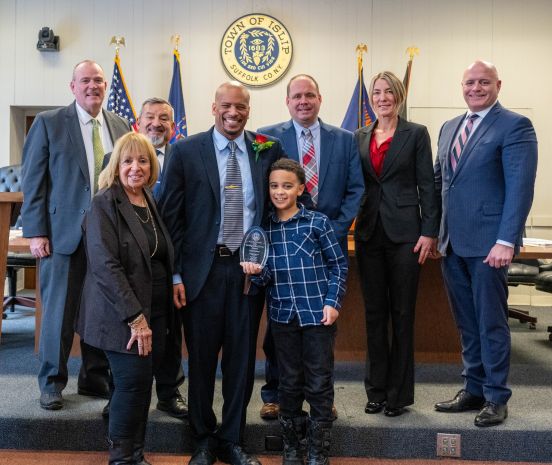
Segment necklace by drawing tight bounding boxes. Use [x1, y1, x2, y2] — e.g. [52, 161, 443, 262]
[133, 201, 158, 257]
[134, 204, 150, 223]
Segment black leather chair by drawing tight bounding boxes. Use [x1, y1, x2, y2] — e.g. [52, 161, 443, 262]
[0, 164, 36, 319]
[507, 260, 539, 329]
[535, 271, 552, 340]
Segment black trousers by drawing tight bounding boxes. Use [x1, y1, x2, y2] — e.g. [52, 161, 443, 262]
[272, 316, 336, 422]
[104, 310, 168, 441]
[355, 219, 420, 409]
[183, 253, 264, 445]
[154, 309, 185, 401]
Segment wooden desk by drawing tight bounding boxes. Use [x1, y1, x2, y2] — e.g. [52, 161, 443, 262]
[11, 227, 552, 361]
[334, 239, 552, 363]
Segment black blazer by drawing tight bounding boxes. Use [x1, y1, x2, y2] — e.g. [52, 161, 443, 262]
[76, 182, 174, 354]
[157, 127, 287, 303]
[354, 117, 439, 243]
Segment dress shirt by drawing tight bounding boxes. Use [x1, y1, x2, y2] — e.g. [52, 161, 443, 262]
[293, 119, 321, 170]
[252, 205, 348, 327]
[212, 128, 255, 244]
[75, 103, 114, 198]
[452, 101, 513, 248]
[156, 146, 166, 172]
[369, 134, 392, 177]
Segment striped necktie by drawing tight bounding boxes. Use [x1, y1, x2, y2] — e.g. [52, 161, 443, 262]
[223, 140, 243, 252]
[450, 113, 479, 171]
[302, 128, 318, 204]
[91, 118, 104, 192]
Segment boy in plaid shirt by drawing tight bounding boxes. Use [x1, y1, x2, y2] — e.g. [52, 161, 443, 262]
[242, 159, 347, 465]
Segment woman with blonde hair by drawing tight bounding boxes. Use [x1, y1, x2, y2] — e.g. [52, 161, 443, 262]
[77, 132, 175, 464]
[354, 71, 440, 417]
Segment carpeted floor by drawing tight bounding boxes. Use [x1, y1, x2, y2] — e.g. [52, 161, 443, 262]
[0, 450, 550, 465]
[1, 305, 552, 462]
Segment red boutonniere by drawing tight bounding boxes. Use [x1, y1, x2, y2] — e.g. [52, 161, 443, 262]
[252, 134, 275, 162]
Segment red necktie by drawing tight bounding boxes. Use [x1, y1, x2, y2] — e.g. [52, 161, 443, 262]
[302, 129, 318, 204]
[450, 113, 479, 171]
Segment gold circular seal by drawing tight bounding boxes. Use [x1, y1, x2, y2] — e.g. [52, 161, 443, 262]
[220, 13, 293, 87]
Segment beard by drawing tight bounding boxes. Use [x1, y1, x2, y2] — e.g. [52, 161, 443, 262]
[148, 134, 166, 148]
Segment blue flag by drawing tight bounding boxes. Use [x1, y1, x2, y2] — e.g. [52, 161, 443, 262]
[169, 49, 188, 142]
[341, 68, 376, 132]
[107, 55, 137, 130]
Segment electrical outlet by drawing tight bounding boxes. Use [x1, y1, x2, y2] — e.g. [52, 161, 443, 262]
[436, 433, 461, 457]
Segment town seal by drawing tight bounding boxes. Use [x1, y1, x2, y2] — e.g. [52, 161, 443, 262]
[221, 13, 293, 87]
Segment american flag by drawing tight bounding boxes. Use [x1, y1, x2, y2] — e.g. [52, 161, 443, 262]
[107, 54, 137, 130]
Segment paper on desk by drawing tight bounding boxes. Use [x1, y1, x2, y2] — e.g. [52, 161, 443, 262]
[523, 237, 552, 247]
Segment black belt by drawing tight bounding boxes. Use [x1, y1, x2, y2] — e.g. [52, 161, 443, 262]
[215, 245, 239, 257]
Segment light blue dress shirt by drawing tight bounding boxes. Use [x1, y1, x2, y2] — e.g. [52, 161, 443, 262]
[212, 128, 255, 244]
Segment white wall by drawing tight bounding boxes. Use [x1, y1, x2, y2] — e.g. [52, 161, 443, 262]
[1, 0, 550, 235]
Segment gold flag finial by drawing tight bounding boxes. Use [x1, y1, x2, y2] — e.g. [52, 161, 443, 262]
[356, 44, 368, 71]
[109, 36, 126, 56]
[406, 46, 420, 60]
[356, 44, 368, 59]
[171, 34, 181, 51]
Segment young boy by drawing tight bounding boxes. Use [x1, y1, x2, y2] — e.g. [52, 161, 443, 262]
[242, 159, 348, 465]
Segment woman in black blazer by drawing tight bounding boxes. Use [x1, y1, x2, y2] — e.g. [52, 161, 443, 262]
[354, 71, 439, 417]
[77, 132, 175, 464]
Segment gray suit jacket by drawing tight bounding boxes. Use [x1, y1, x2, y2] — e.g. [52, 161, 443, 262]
[77, 182, 174, 353]
[21, 101, 131, 255]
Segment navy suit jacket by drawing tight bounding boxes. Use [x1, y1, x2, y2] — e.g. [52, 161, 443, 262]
[257, 119, 364, 249]
[434, 102, 538, 256]
[354, 117, 440, 243]
[157, 127, 287, 302]
[21, 102, 131, 255]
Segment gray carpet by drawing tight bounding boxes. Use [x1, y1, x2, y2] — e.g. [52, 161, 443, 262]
[1, 305, 551, 461]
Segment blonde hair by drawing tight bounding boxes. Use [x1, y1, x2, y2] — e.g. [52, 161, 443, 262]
[98, 132, 158, 190]
[368, 71, 406, 116]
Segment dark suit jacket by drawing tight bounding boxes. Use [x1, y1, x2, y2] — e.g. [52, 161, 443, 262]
[77, 182, 174, 353]
[21, 102, 131, 255]
[434, 102, 538, 256]
[354, 117, 440, 243]
[157, 127, 286, 303]
[257, 119, 364, 246]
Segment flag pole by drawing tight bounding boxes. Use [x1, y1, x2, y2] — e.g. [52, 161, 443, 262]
[404, 46, 419, 97]
[356, 44, 367, 129]
[107, 35, 138, 130]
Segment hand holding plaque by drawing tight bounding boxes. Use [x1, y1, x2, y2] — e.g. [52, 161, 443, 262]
[240, 226, 269, 295]
[240, 226, 269, 268]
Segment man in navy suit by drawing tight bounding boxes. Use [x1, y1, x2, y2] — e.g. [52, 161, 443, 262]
[257, 74, 364, 419]
[137, 97, 176, 198]
[158, 81, 288, 465]
[21, 60, 131, 410]
[434, 61, 537, 426]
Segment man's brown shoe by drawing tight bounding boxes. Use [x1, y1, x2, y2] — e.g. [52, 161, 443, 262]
[260, 402, 279, 420]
